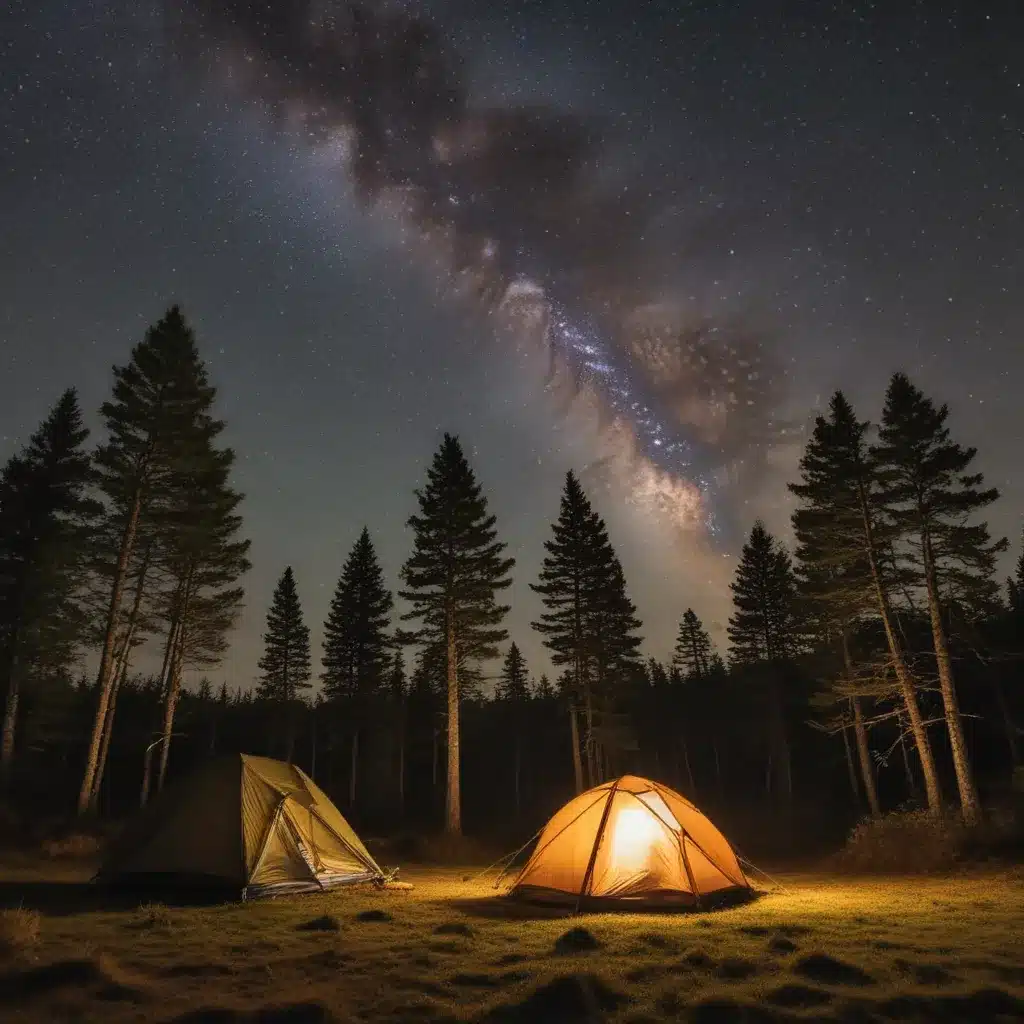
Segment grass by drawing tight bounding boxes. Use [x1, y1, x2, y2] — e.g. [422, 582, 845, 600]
[0, 860, 1022, 1021]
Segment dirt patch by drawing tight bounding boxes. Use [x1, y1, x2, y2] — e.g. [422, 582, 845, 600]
[716, 957, 758, 981]
[767, 936, 797, 954]
[0, 956, 146, 1006]
[793, 952, 874, 987]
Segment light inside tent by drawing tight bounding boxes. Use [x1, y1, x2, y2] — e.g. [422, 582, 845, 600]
[610, 806, 660, 873]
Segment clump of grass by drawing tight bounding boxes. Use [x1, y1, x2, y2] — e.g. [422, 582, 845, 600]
[553, 926, 601, 954]
[41, 833, 103, 859]
[794, 952, 874, 987]
[354, 909, 392, 923]
[296, 914, 341, 932]
[0, 907, 41, 957]
[132, 902, 174, 931]
[434, 921, 473, 937]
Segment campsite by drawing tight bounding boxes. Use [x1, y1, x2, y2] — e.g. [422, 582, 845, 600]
[2, 759, 1024, 1022]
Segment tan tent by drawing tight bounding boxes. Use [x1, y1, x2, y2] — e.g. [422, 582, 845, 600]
[510, 775, 750, 908]
[97, 754, 383, 898]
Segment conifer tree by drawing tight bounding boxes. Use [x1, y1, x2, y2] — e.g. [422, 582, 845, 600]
[257, 566, 311, 762]
[321, 527, 393, 807]
[674, 609, 713, 681]
[791, 391, 943, 814]
[387, 650, 407, 811]
[497, 642, 530, 816]
[79, 306, 221, 813]
[728, 521, 799, 664]
[532, 471, 640, 788]
[497, 642, 530, 702]
[728, 521, 800, 799]
[1008, 533, 1024, 618]
[0, 389, 98, 782]
[872, 373, 1006, 824]
[790, 393, 882, 816]
[400, 434, 514, 834]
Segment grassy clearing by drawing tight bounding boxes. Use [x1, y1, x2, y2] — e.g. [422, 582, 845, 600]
[0, 861, 1022, 1022]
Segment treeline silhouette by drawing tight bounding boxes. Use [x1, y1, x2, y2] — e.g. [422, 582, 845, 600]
[1, 307, 1021, 858]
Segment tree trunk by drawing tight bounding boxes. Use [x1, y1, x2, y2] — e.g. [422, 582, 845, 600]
[682, 739, 696, 795]
[991, 676, 1020, 768]
[852, 698, 881, 816]
[397, 731, 405, 815]
[140, 740, 156, 808]
[583, 688, 596, 789]
[898, 711, 918, 800]
[569, 704, 584, 794]
[445, 619, 461, 834]
[309, 712, 316, 782]
[841, 723, 859, 802]
[349, 729, 359, 809]
[0, 649, 20, 784]
[513, 738, 521, 818]
[79, 491, 143, 813]
[858, 481, 942, 813]
[91, 644, 131, 812]
[840, 631, 880, 816]
[156, 582, 191, 795]
[713, 740, 723, 795]
[923, 541, 981, 824]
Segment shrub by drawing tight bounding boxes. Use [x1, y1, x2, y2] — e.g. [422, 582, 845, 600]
[0, 908, 42, 957]
[41, 833, 104, 859]
[132, 903, 174, 931]
[832, 809, 970, 874]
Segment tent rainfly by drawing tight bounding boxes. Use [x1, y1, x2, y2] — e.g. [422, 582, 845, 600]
[510, 775, 750, 908]
[97, 754, 384, 899]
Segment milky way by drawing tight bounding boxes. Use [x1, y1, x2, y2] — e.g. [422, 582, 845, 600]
[167, 0, 784, 540]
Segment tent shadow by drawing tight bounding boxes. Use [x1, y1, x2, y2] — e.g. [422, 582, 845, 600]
[0, 879, 234, 916]
[436, 887, 763, 921]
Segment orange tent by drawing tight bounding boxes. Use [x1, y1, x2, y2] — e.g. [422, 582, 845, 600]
[510, 775, 750, 908]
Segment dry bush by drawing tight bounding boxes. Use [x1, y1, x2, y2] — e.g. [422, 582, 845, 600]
[41, 833, 104, 859]
[0, 907, 42, 957]
[832, 809, 969, 874]
[132, 903, 174, 931]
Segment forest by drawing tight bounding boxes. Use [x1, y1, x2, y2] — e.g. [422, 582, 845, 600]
[1, 306, 1021, 862]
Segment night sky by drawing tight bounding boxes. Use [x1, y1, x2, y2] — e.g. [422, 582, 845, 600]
[2, 0, 1022, 691]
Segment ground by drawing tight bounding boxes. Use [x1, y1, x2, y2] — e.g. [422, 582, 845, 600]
[1, 857, 1023, 1022]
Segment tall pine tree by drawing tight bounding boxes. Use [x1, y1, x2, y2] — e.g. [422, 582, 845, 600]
[80, 306, 220, 813]
[873, 373, 1006, 824]
[321, 527, 393, 808]
[400, 434, 513, 834]
[674, 609, 713, 681]
[497, 642, 530, 817]
[532, 471, 641, 789]
[728, 521, 800, 800]
[257, 566, 311, 762]
[0, 389, 98, 782]
[790, 392, 883, 816]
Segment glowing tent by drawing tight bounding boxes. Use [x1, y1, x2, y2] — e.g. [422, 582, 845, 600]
[510, 775, 750, 908]
[97, 754, 384, 899]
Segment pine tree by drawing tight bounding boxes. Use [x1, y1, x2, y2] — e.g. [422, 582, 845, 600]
[728, 521, 799, 664]
[138, 398, 249, 802]
[257, 566, 312, 761]
[497, 642, 530, 702]
[1008, 533, 1024, 617]
[791, 391, 943, 813]
[400, 434, 514, 834]
[79, 306, 221, 813]
[674, 609, 713, 681]
[532, 471, 640, 789]
[0, 389, 98, 783]
[387, 650, 407, 812]
[321, 527, 393, 809]
[872, 373, 1006, 824]
[790, 393, 883, 816]
[497, 642, 530, 815]
[728, 521, 800, 800]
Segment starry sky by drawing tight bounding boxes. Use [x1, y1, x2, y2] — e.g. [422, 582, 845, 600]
[2, 0, 1022, 691]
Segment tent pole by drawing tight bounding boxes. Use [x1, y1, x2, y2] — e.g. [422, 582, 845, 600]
[574, 779, 619, 914]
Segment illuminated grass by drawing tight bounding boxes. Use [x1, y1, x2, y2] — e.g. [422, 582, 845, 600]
[0, 864, 1021, 1021]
